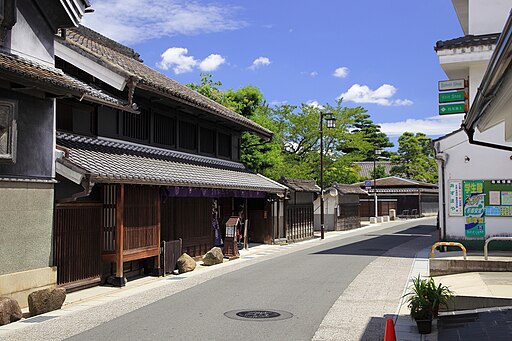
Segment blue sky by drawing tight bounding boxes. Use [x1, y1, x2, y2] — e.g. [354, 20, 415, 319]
[83, 0, 466, 144]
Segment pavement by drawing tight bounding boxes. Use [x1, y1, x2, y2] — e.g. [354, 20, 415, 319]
[0, 217, 511, 340]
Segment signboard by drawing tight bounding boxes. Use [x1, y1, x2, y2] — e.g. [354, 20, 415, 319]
[439, 103, 467, 115]
[483, 180, 512, 217]
[463, 180, 485, 237]
[439, 91, 466, 103]
[448, 180, 463, 216]
[364, 180, 372, 187]
[438, 79, 466, 91]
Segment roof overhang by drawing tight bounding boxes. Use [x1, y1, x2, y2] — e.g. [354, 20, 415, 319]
[55, 40, 128, 90]
[462, 12, 512, 150]
[35, 0, 90, 31]
[452, 0, 469, 35]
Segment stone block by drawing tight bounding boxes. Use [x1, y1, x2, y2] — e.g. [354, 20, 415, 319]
[370, 217, 377, 224]
[0, 297, 22, 325]
[202, 247, 224, 266]
[177, 253, 196, 274]
[28, 287, 66, 316]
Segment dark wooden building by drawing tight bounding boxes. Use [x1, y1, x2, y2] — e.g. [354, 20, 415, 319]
[355, 176, 439, 219]
[279, 178, 320, 242]
[51, 26, 287, 290]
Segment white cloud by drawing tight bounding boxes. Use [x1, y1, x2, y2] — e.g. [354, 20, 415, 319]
[333, 67, 349, 78]
[310, 71, 318, 77]
[157, 48, 226, 74]
[306, 100, 325, 110]
[250, 57, 271, 70]
[338, 84, 413, 106]
[83, 0, 246, 44]
[157, 47, 198, 74]
[270, 100, 288, 106]
[199, 54, 226, 71]
[378, 114, 464, 137]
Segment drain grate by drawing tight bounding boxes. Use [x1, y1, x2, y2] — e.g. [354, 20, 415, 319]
[224, 309, 293, 321]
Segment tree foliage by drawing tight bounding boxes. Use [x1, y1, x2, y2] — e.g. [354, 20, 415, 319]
[390, 132, 437, 183]
[187, 74, 436, 186]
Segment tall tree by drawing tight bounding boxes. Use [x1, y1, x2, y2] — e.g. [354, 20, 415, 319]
[390, 132, 437, 183]
[349, 112, 394, 160]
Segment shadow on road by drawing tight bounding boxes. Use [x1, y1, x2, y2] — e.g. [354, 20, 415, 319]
[312, 225, 437, 259]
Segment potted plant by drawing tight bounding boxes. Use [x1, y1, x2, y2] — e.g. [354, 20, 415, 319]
[405, 276, 433, 334]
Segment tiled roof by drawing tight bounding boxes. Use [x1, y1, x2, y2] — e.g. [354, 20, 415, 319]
[355, 161, 393, 179]
[354, 176, 438, 189]
[278, 177, 320, 192]
[58, 26, 273, 138]
[0, 51, 128, 107]
[56, 133, 286, 193]
[331, 184, 367, 195]
[435, 33, 500, 51]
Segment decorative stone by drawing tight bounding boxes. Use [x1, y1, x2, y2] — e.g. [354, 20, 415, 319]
[177, 253, 196, 274]
[0, 297, 22, 325]
[202, 247, 224, 266]
[28, 288, 66, 317]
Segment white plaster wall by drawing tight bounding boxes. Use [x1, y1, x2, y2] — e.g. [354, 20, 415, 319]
[468, 0, 512, 35]
[469, 61, 488, 104]
[10, 8, 53, 64]
[437, 129, 512, 239]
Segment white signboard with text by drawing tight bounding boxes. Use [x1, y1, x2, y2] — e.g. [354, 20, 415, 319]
[449, 180, 463, 216]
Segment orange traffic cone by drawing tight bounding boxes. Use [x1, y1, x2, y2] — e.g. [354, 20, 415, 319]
[384, 318, 396, 341]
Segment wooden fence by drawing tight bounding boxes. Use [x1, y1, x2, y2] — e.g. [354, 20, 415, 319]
[286, 204, 314, 242]
[162, 239, 182, 274]
[54, 203, 102, 289]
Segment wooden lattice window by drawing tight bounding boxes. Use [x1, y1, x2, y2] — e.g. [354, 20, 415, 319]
[0, 99, 17, 163]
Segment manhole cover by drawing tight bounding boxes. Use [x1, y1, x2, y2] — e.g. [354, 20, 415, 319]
[224, 309, 293, 321]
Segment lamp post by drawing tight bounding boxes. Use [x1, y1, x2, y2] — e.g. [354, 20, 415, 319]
[373, 149, 382, 218]
[320, 112, 336, 239]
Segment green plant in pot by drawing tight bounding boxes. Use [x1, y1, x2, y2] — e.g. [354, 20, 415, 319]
[404, 276, 434, 334]
[427, 278, 453, 318]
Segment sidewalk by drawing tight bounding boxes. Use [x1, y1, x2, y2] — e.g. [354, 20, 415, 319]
[394, 249, 512, 340]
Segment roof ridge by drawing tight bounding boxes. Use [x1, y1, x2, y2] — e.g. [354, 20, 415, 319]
[72, 25, 143, 62]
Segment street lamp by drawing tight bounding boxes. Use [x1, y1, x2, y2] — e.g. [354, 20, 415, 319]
[320, 112, 336, 240]
[373, 148, 383, 219]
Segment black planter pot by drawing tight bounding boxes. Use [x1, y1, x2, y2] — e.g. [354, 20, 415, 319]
[415, 319, 432, 334]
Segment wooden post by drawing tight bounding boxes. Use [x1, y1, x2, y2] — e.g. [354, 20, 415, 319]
[114, 183, 125, 286]
[153, 187, 162, 276]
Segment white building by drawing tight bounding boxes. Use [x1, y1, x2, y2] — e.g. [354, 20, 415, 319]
[434, 0, 512, 246]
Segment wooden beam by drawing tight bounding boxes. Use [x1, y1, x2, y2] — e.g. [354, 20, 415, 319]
[115, 183, 125, 285]
[154, 187, 162, 275]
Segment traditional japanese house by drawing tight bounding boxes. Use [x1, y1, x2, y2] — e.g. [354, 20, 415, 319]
[314, 183, 367, 231]
[354, 176, 439, 219]
[278, 177, 319, 242]
[51, 26, 287, 289]
[0, 0, 92, 307]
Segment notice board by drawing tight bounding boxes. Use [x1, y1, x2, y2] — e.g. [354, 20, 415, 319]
[483, 180, 512, 217]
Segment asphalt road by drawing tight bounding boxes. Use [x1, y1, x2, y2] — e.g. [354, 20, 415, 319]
[68, 219, 436, 341]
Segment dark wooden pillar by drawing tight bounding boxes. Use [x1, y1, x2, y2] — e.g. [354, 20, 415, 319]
[153, 188, 163, 276]
[114, 183, 125, 286]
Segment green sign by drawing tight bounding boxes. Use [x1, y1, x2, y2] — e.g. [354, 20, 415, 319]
[463, 180, 485, 238]
[439, 103, 466, 115]
[439, 91, 466, 103]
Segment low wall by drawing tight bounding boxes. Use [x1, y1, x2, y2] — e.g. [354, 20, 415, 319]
[0, 267, 57, 308]
[430, 258, 512, 277]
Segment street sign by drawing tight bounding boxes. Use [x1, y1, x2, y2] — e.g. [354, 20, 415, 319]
[439, 91, 466, 103]
[364, 180, 372, 187]
[438, 79, 467, 91]
[439, 102, 467, 115]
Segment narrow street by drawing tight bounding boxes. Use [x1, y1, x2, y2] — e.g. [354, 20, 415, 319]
[55, 218, 437, 341]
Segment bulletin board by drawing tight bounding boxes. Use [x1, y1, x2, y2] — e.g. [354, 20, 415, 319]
[483, 180, 512, 217]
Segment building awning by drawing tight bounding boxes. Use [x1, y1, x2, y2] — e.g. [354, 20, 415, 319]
[462, 12, 512, 149]
[56, 132, 287, 194]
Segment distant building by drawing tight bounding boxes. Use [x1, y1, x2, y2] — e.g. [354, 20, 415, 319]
[354, 177, 439, 220]
[279, 178, 320, 242]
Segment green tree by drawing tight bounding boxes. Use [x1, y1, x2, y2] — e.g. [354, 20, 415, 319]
[348, 112, 394, 160]
[390, 132, 437, 183]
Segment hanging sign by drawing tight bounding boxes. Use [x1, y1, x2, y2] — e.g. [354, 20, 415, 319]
[463, 180, 485, 237]
[448, 180, 463, 216]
